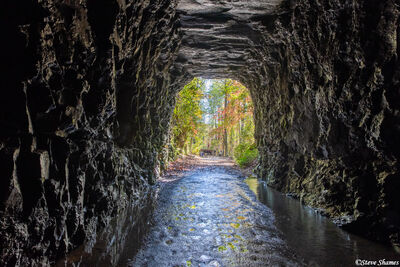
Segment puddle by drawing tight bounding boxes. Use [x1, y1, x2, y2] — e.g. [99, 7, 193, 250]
[130, 158, 299, 266]
[245, 176, 400, 266]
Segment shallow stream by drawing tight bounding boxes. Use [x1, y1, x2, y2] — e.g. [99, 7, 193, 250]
[245, 177, 400, 266]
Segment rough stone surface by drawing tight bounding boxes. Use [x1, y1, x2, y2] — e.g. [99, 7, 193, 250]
[246, 0, 400, 246]
[178, 0, 400, 246]
[0, 0, 184, 265]
[0, 0, 399, 265]
[176, 0, 282, 78]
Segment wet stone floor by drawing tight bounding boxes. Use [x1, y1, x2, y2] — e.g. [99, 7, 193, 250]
[129, 157, 301, 266]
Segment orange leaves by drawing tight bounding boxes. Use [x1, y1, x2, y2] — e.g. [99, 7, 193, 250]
[212, 81, 252, 135]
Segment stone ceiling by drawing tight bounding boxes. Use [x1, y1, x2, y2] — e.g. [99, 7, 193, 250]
[176, 0, 283, 78]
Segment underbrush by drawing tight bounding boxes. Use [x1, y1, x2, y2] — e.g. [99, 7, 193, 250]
[234, 143, 258, 168]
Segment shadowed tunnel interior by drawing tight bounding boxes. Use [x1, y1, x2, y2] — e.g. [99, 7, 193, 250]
[0, 0, 399, 265]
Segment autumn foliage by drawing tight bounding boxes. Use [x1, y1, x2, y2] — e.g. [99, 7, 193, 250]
[170, 78, 257, 166]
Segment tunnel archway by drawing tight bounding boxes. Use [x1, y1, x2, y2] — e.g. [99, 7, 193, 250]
[1, 0, 399, 265]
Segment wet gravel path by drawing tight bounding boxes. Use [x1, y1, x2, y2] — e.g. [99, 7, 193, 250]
[130, 157, 301, 266]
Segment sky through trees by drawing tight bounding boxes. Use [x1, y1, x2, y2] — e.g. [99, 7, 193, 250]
[170, 78, 257, 167]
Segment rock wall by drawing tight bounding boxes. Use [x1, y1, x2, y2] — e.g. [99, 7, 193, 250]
[0, 0, 185, 265]
[177, 0, 399, 246]
[247, 0, 400, 245]
[1, 0, 399, 265]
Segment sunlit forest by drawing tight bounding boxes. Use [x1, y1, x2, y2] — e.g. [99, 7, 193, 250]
[169, 78, 257, 167]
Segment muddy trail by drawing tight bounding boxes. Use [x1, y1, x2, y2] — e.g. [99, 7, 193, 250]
[129, 157, 301, 266]
[127, 157, 399, 267]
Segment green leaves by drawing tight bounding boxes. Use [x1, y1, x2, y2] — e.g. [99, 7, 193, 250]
[171, 78, 205, 150]
[234, 143, 258, 167]
[170, 78, 256, 161]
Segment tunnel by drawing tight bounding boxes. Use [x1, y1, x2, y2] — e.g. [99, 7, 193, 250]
[1, 0, 399, 265]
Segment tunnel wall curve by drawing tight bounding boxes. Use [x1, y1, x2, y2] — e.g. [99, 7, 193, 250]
[242, 0, 400, 245]
[0, 0, 399, 265]
[0, 0, 187, 265]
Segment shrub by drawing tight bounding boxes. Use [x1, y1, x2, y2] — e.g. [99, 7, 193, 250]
[234, 143, 258, 167]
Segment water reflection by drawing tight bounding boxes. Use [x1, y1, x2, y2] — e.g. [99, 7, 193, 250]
[131, 161, 300, 266]
[56, 189, 156, 267]
[245, 177, 400, 266]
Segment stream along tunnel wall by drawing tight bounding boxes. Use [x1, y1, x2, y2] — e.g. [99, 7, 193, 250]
[1, 0, 399, 265]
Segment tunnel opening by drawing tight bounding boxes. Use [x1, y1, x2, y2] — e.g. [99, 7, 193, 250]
[168, 78, 257, 167]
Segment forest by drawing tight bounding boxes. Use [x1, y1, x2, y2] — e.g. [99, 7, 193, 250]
[169, 78, 257, 167]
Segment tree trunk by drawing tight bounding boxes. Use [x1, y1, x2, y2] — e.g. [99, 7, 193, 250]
[223, 80, 228, 157]
[238, 118, 242, 145]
